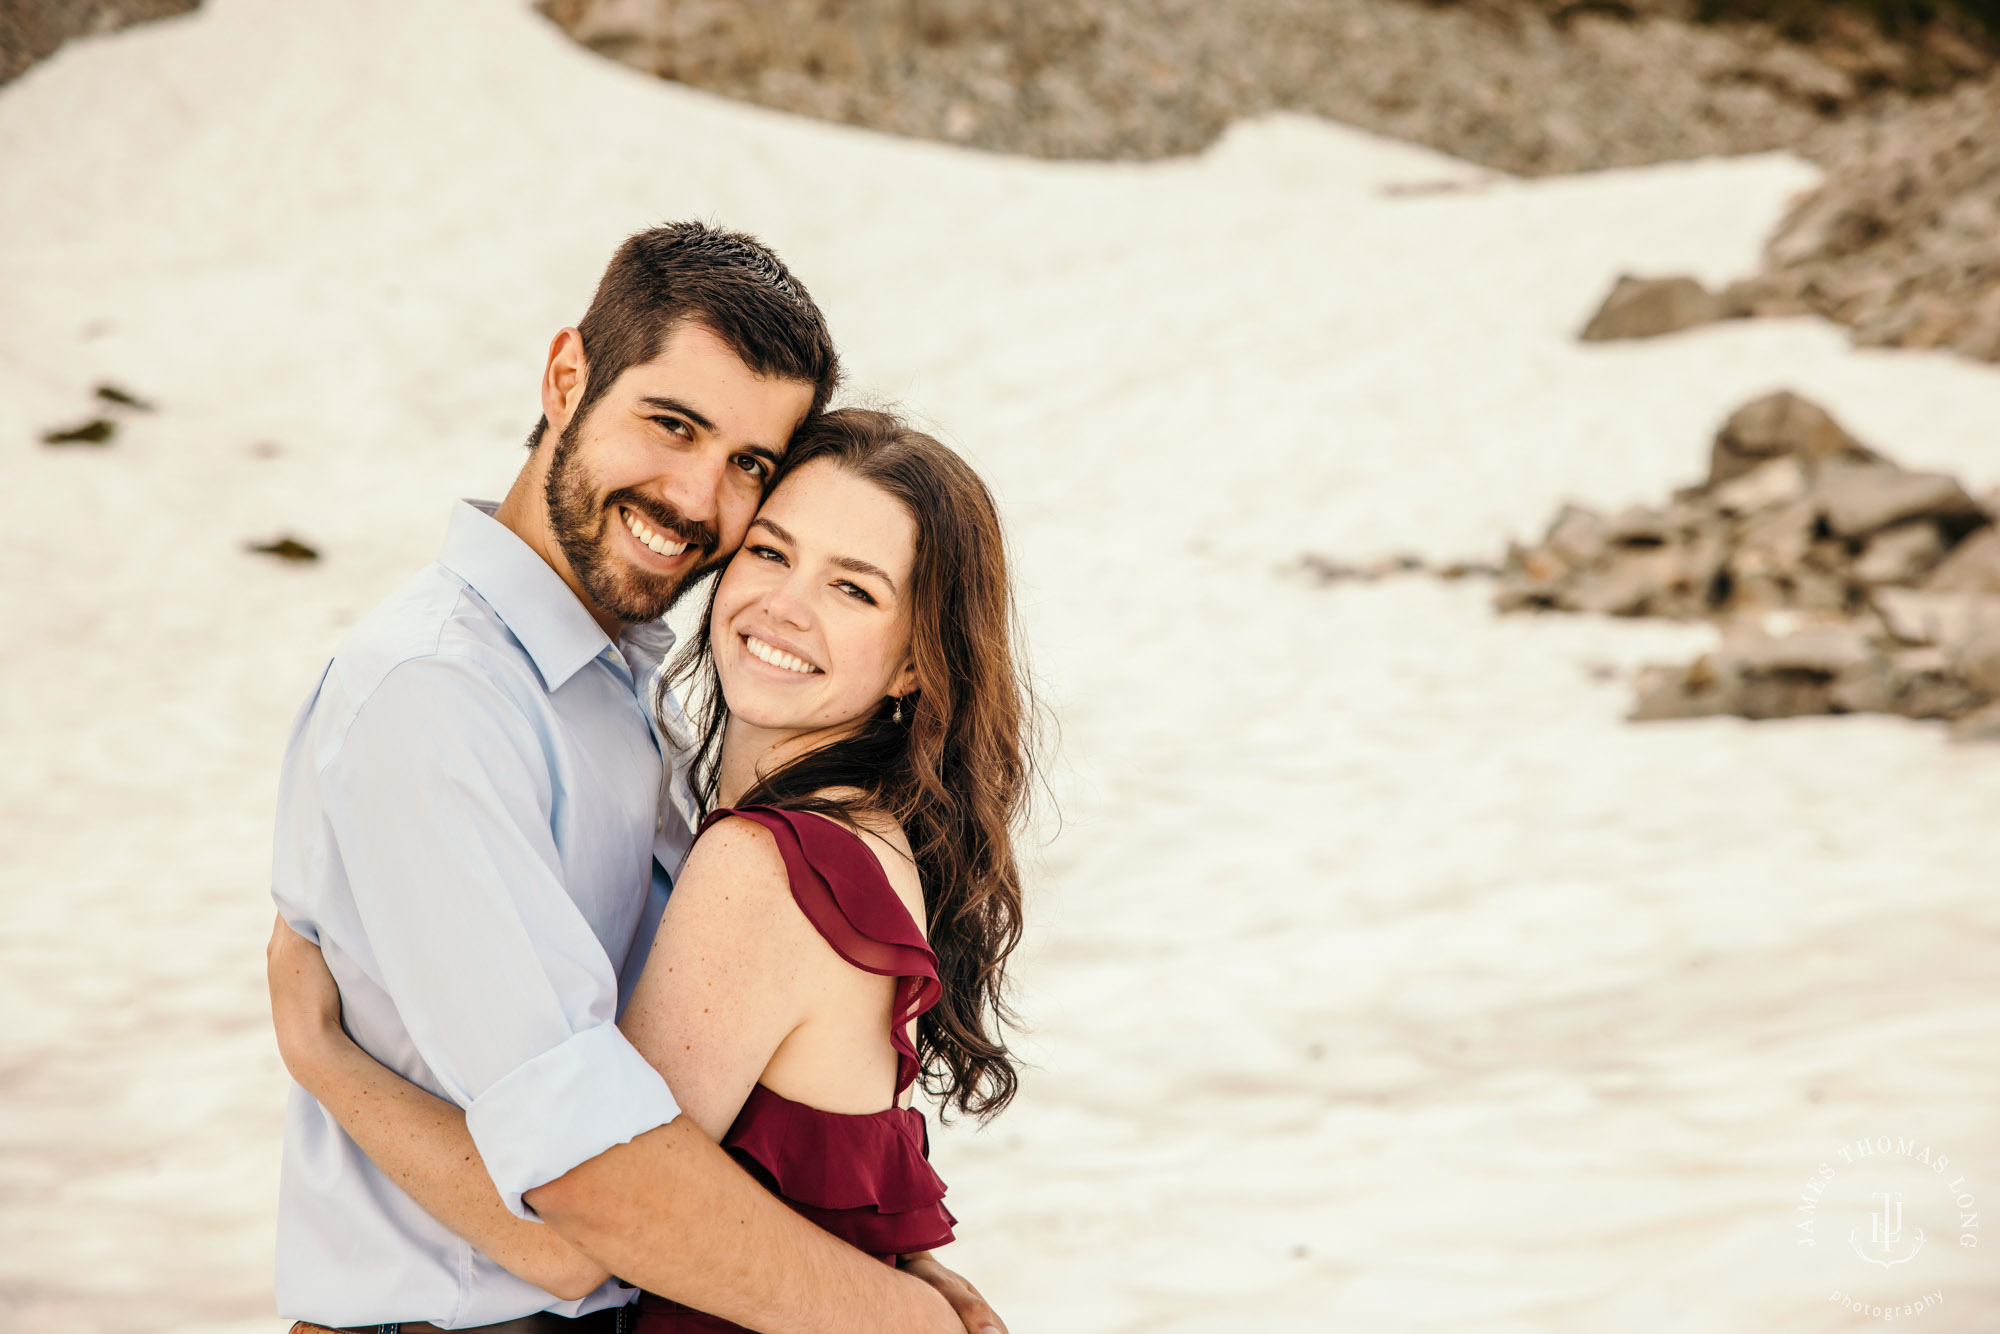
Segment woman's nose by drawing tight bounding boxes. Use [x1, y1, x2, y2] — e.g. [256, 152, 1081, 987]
[764, 572, 812, 627]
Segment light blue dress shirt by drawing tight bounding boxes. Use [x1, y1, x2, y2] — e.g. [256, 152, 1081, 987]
[271, 500, 703, 1327]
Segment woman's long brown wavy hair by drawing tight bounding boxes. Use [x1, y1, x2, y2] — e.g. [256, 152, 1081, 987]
[661, 408, 1036, 1121]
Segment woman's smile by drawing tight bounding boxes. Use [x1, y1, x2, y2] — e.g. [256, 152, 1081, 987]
[740, 632, 823, 676]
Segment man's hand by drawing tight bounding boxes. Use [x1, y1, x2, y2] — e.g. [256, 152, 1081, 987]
[900, 1253, 1005, 1334]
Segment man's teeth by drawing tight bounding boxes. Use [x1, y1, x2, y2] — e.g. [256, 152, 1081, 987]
[745, 635, 819, 675]
[624, 508, 690, 557]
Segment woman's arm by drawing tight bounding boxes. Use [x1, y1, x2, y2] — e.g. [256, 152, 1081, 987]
[265, 916, 612, 1301]
[614, 815, 828, 1138]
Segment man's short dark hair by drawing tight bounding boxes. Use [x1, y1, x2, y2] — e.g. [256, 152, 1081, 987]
[528, 221, 839, 448]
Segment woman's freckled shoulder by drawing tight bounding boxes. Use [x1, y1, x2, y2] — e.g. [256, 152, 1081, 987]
[675, 816, 793, 915]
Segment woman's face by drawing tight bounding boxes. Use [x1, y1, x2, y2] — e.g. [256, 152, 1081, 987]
[711, 458, 918, 740]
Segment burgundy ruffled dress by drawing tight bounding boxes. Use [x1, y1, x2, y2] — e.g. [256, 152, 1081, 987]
[634, 806, 957, 1334]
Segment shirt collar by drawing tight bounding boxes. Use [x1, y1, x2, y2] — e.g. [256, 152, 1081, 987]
[438, 500, 614, 692]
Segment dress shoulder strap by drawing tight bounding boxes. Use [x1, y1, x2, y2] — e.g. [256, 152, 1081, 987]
[698, 805, 940, 1096]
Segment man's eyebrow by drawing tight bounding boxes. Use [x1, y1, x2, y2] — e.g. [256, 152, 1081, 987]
[641, 396, 785, 465]
[748, 518, 899, 593]
[637, 396, 716, 434]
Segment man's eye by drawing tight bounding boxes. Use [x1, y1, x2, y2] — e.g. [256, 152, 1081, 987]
[652, 416, 692, 440]
[733, 454, 769, 479]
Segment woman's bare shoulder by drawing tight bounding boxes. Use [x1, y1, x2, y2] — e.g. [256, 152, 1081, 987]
[669, 815, 799, 926]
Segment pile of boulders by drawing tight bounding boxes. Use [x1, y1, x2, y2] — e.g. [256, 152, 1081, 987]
[1743, 77, 2000, 363]
[1579, 77, 2000, 362]
[1495, 391, 2000, 737]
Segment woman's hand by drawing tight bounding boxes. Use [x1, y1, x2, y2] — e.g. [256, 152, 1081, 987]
[266, 914, 351, 1086]
[899, 1253, 1005, 1334]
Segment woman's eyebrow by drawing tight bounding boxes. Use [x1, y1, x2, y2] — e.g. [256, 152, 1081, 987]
[751, 517, 898, 592]
[833, 555, 897, 593]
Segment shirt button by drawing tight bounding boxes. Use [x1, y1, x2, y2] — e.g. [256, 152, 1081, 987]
[656, 816, 664, 832]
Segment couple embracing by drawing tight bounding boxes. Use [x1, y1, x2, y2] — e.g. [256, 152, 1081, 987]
[265, 222, 1029, 1334]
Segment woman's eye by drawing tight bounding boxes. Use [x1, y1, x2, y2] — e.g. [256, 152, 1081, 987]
[748, 544, 785, 564]
[835, 580, 876, 604]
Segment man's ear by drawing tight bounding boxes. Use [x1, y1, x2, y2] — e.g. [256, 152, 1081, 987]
[541, 328, 589, 435]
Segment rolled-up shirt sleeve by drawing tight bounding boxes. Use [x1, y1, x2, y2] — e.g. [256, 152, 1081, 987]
[319, 654, 679, 1217]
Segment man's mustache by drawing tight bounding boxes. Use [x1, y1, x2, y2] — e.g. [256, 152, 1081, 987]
[604, 488, 718, 558]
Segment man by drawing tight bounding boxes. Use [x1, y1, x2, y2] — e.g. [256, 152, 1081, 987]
[271, 223, 1000, 1333]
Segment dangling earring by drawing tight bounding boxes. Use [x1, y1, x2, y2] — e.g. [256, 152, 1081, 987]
[892, 696, 903, 725]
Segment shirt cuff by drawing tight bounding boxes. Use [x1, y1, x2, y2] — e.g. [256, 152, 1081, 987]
[465, 1020, 681, 1219]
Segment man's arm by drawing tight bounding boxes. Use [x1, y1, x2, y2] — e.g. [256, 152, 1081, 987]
[529, 816, 992, 1332]
[270, 917, 995, 1330]
[529, 1124, 963, 1334]
[267, 915, 610, 1300]
[313, 656, 681, 1215]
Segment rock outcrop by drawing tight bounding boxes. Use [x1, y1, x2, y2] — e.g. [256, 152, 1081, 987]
[0, 0, 200, 87]
[1495, 391, 2000, 737]
[534, 0, 1994, 177]
[1732, 78, 2000, 363]
[540, 1, 2000, 365]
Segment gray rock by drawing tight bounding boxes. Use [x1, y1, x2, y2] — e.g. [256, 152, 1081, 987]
[1707, 391, 1878, 488]
[1566, 550, 1683, 617]
[1924, 525, 2000, 593]
[1948, 700, 2000, 742]
[1731, 672, 1843, 719]
[1851, 520, 1946, 585]
[1734, 497, 1818, 572]
[1829, 658, 1900, 714]
[1812, 461, 1978, 537]
[1871, 588, 2000, 647]
[1750, 79, 2000, 367]
[1580, 275, 1726, 342]
[1721, 623, 1874, 675]
[1947, 617, 2000, 695]
[1630, 658, 1733, 721]
[1544, 504, 1613, 569]
[1887, 650, 1985, 720]
[1605, 504, 1672, 546]
[1710, 456, 1808, 515]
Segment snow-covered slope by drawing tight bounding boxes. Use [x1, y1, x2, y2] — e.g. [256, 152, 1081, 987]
[2, 2, 1996, 1330]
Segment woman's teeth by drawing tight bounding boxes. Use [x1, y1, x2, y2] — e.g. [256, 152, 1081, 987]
[745, 635, 820, 675]
[624, 508, 689, 557]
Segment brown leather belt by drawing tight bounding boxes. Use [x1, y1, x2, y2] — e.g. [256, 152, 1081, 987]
[290, 1308, 629, 1334]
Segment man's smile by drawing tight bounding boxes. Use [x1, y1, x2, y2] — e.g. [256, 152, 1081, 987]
[618, 504, 693, 561]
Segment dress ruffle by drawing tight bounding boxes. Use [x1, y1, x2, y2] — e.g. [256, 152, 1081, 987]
[637, 807, 961, 1330]
[699, 805, 941, 1097]
[697, 807, 957, 1265]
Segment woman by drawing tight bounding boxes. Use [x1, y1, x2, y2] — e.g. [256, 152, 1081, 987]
[267, 408, 1034, 1331]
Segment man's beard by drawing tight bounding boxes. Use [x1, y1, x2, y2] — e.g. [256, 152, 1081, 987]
[543, 411, 726, 624]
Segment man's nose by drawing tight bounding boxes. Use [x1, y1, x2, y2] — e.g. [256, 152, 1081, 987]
[654, 451, 730, 526]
